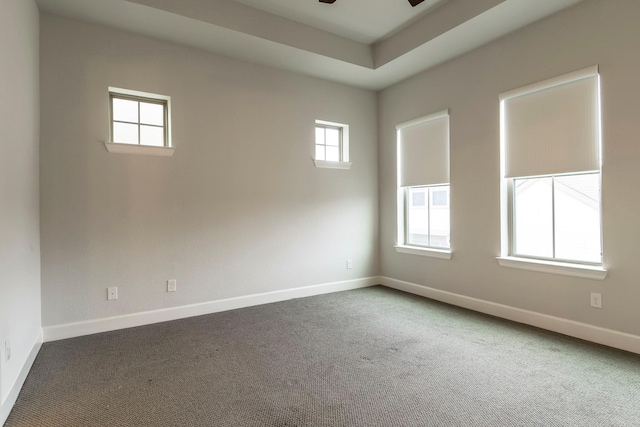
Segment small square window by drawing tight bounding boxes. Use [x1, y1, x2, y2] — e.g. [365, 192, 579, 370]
[314, 120, 350, 169]
[109, 88, 170, 148]
[315, 125, 342, 161]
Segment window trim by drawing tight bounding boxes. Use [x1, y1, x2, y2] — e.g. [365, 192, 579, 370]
[104, 142, 174, 157]
[395, 245, 453, 260]
[313, 120, 351, 169]
[106, 87, 174, 157]
[496, 256, 607, 281]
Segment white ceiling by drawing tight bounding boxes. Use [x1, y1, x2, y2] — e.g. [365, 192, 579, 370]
[35, 0, 585, 90]
[233, 0, 449, 44]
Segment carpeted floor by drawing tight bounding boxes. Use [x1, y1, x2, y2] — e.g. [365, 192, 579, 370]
[5, 286, 640, 426]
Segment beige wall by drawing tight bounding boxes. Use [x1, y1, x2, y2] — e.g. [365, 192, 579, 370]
[0, 0, 41, 418]
[39, 15, 378, 327]
[29, 0, 640, 351]
[379, 0, 640, 336]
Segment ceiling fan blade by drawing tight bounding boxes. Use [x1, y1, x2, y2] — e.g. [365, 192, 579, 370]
[319, 0, 423, 6]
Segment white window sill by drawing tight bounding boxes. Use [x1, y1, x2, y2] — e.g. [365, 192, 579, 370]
[496, 256, 607, 280]
[313, 159, 352, 169]
[105, 142, 175, 157]
[395, 245, 452, 260]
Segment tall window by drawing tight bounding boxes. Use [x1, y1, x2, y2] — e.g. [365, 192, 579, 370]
[500, 66, 602, 265]
[110, 87, 170, 147]
[397, 109, 450, 252]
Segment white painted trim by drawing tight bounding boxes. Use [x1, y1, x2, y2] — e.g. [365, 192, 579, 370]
[396, 108, 449, 130]
[43, 277, 378, 342]
[395, 245, 452, 260]
[313, 159, 352, 169]
[379, 276, 640, 355]
[496, 256, 607, 280]
[314, 119, 346, 128]
[104, 142, 175, 157]
[108, 87, 171, 102]
[499, 65, 598, 100]
[0, 330, 42, 426]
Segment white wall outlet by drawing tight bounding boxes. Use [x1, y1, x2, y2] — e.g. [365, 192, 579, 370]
[167, 279, 177, 292]
[4, 340, 11, 362]
[590, 292, 602, 309]
[107, 287, 118, 300]
[346, 259, 353, 269]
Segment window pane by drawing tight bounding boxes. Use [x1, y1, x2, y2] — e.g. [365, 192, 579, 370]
[432, 190, 448, 207]
[412, 190, 426, 207]
[140, 125, 164, 147]
[514, 177, 553, 258]
[140, 102, 164, 126]
[325, 128, 340, 146]
[315, 145, 325, 161]
[315, 127, 325, 145]
[407, 187, 429, 246]
[112, 98, 138, 123]
[429, 186, 450, 248]
[326, 146, 340, 162]
[554, 174, 601, 263]
[113, 122, 139, 144]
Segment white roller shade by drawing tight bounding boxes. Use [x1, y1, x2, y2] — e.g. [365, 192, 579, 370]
[397, 110, 449, 187]
[501, 66, 600, 178]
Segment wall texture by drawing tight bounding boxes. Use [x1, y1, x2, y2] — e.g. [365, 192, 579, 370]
[39, 15, 378, 327]
[0, 0, 41, 418]
[379, 0, 640, 336]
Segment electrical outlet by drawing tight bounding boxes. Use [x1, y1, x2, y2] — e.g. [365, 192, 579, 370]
[107, 287, 118, 300]
[167, 279, 177, 292]
[4, 340, 11, 362]
[346, 259, 353, 269]
[590, 292, 602, 309]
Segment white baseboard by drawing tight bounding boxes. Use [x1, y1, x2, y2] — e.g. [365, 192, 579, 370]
[0, 329, 42, 426]
[43, 277, 379, 342]
[380, 276, 640, 355]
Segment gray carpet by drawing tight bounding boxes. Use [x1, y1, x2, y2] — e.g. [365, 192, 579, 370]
[5, 286, 640, 426]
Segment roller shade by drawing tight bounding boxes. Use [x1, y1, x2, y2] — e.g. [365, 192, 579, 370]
[397, 110, 449, 187]
[501, 66, 600, 178]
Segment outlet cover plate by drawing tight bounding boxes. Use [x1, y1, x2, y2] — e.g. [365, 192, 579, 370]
[167, 279, 177, 292]
[590, 292, 602, 309]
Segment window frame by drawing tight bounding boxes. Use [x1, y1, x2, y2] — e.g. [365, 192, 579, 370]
[508, 171, 602, 266]
[105, 87, 174, 157]
[395, 109, 452, 260]
[404, 184, 451, 250]
[313, 120, 351, 169]
[497, 66, 606, 279]
[315, 124, 343, 162]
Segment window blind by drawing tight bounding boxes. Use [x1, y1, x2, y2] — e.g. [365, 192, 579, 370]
[397, 109, 450, 187]
[500, 66, 600, 178]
